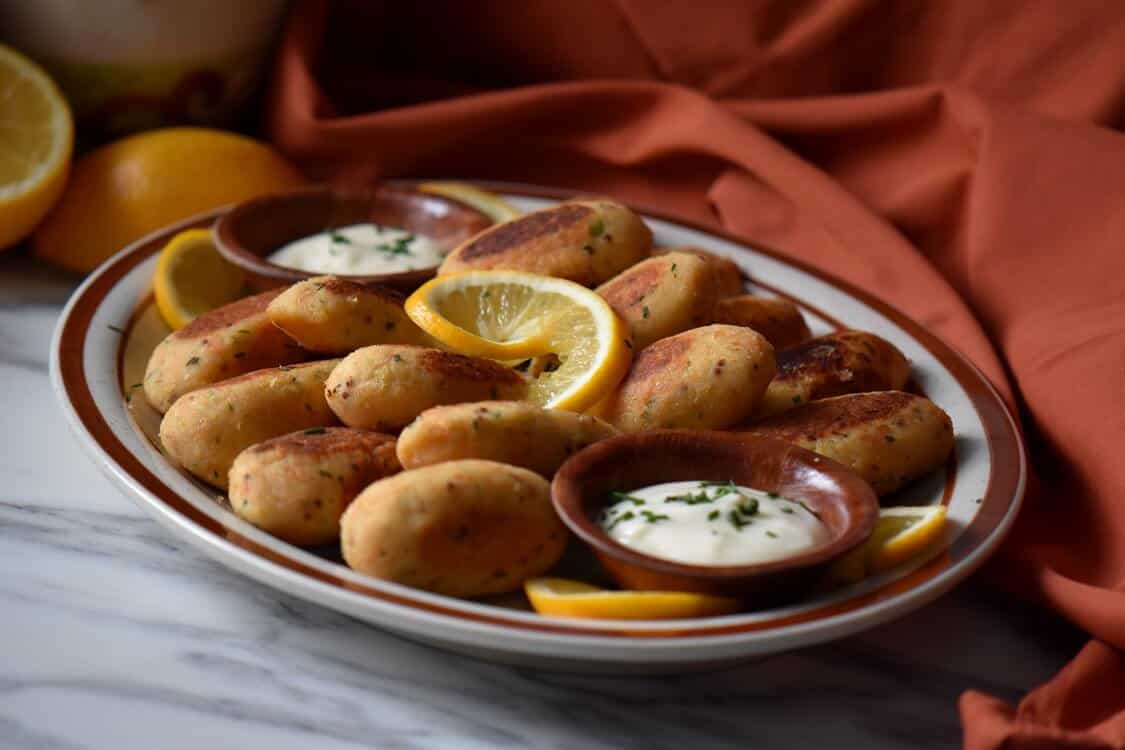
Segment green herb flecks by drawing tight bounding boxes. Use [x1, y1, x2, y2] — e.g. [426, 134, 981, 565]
[329, 230, 352, 245]
[185, 356, 200, 367]
[609, 491, 646, 506]
[707, 509, 721, 521]
[588, 218, 605, 238]
[107, 324, 125, 334]
[664, 490, 714, 506]
[604, 510, 635, 531]
[376, 234, 414, 256]
[303, 427, 327, 435]
[642, 305, 650, 319]
[766, 530, 779, 539]
[640, 510, 670, 524]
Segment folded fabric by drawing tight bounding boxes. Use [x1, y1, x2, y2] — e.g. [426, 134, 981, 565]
[265, 2, 1125, 747]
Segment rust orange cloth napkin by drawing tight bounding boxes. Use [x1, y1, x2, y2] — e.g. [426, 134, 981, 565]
[265, 2, 1125, 746]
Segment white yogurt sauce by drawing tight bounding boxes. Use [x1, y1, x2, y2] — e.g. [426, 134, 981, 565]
[600, 480, 830, 566]
[267, 223, 446, 275]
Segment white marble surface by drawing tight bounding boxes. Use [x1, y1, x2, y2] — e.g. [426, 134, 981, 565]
[1, 253, 1079, 749]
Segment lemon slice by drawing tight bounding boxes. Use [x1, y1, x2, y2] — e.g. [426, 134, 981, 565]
[417, 181, 521, 222]
[153, 228, 246, 329]
[405, 270, 632, 411]
[0, 44, 73, 251]
[525, 578, 742, 620]
[827, 505, 948, 584]
[868, 505, 947, 573]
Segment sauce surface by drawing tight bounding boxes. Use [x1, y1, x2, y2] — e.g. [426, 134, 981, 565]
[600, 480, 830, 566]
[268, 223, 445, 275]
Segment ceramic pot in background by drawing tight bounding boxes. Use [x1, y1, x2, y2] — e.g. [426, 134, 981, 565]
[0, 0, 288, 142]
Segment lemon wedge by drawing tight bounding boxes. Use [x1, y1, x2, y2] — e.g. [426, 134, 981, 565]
[0, 44, 73, 251]
[827, 505, 948, 584]
[525, 578, 741, 620]
[417, 181, 521, 222]
[405, 270, 632, 412]
[153, 228, 245, 329]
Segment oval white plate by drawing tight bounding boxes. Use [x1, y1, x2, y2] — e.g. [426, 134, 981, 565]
[51, 184, 1025, 672]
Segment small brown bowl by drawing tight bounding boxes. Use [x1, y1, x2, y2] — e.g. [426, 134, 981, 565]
[551, 430, 878, 600]
[212, 184, 493, 291]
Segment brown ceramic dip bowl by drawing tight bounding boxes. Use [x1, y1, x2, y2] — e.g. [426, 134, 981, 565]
[212, 184, 493, 291]
[552, 430, 878, 600]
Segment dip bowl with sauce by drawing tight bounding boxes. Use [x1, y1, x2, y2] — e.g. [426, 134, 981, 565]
[552, 430, 878, 600]
[213, 185, 493, 290]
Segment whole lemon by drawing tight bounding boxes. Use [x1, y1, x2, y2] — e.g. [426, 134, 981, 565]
[33, 127, 305, 272]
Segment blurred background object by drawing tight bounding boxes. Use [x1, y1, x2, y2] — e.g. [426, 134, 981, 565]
[0, 0, 289, 144]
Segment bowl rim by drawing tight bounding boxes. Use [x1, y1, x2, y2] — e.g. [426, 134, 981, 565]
[211, 182, 493, 286]
[552, 429, 880, 582]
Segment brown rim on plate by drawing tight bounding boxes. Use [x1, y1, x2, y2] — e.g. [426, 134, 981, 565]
[55, 183, 1025, 639]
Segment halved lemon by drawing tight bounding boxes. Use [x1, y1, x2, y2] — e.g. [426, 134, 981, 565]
[525, 578, 742, 620]
[0, 44, 73, 251]
[153, 228, 245, 329]
[826, 504, 948, 584]
[405, 270, 632, 412]
[417, 181, 521, 222]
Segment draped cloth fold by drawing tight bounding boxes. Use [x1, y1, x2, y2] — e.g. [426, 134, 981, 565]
[265, 2, 1125, 746]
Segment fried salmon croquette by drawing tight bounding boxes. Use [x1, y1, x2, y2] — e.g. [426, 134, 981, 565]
[325, 345, 528, 431]
[600, 324, 776, 432]
[228, 427, 400, 546]
[711, 295, 812, 350]
[159, 359, 340, 489]
[266, 276, 429, 354]
[655, 247, 746, 299]
[340, 459, 566, 597]
[757, 331, 911, 418]
[745, 391, 954, 495]
[438, 199, 652, 286]
[144, 289, 305, 413]
[397, 401, 618, 477]
[596, 251, 718, 350]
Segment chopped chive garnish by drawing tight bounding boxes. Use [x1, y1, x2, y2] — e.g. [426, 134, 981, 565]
[640, 510, 670, 523]
[107, 324, 124, 334]
[609, 491, 646, 506]
[303, 427, 327, 435]
[605, 510, 635, 530]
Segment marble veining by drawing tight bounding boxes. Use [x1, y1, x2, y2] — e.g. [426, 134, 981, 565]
[0, 254, 1080, 749]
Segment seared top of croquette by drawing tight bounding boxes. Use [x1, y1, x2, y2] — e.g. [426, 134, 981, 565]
[458, 203, 593, 261]
[749, 391, 928, 440]
[246, 426, 395, 457]
[174, 289, 283, 339]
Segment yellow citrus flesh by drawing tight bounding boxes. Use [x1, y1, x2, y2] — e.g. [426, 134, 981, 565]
[32, 126, 305, 272]
[153, 228, 245, 330]
[868, 505, 948, 573]
[417, 181, 521, 222]
[0, 44, 73, 251]
[405, 270, 632, 412]
[826, 505, 948, 584]
[524, 578, 742, 620]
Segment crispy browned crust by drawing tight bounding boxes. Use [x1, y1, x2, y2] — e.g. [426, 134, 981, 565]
[458, 204, 593, 261]
[247, 426, 396, 457]
[748, 391, 919, 441]
[598, 258, 665, 312]
[308, 276, 406, 303]
[174, 289, 283, 339]
[776, 331, 907, 395]
[201, 359, 338, 391]
[417, 349, 525, 385]
[624, 333, 692, 382]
